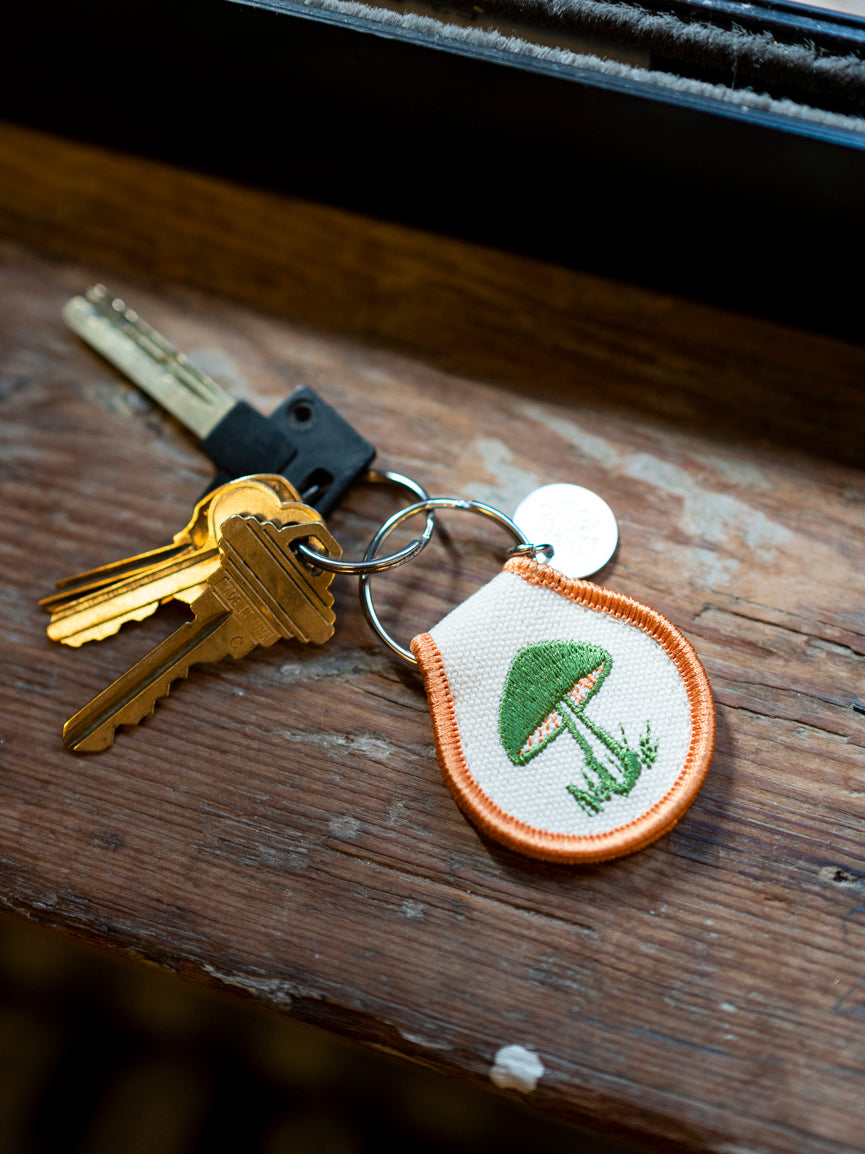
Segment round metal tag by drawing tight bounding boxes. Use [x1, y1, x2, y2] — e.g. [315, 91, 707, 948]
[513, 484, 618, 579]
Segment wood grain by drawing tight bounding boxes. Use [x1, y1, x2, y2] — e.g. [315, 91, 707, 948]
[1, 120, 865, 1154]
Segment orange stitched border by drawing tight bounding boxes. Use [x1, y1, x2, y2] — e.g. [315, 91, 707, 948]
[411, 558, 716, 864]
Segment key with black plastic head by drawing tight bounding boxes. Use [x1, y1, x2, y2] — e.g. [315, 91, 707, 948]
[63, 286, 376, 516]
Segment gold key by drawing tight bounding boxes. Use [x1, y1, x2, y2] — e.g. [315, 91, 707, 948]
[63, 512, 341, 752]
[41, 475, 306, 646]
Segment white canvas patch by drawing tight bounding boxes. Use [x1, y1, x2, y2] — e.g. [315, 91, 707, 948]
[429, 571, 692, 837]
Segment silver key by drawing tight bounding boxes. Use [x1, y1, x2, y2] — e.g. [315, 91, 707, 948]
[63, 285, 377, 516]
[63, 285, 234, 437]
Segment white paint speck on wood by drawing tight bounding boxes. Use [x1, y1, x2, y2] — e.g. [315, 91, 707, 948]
[490, 1044, 545, 1092]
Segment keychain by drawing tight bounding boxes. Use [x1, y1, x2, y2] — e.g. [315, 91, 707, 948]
[49, 290, 713, 861]
[46, 476, 714, 860]
[357, 492, 715, 864]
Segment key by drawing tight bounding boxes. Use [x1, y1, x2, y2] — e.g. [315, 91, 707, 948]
[40, 475, 312, 646]
[63, 512, 341, 752]
[41, 475, 303, 645]
[64, 285, 376, 515]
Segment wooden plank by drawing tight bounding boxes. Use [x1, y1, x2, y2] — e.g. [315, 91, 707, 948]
[1, 121, 864, 1153]
[1, 120, 862, 473]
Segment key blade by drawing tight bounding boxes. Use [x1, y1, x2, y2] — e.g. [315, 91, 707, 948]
[63, 593, 251, 752]
[44, 549, 220, 647]
[64, 286, 235, 438]
[52, 601, 160, 648]
[43, 542, 191, 598]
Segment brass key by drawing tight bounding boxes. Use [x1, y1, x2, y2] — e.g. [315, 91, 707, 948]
[63, 513, 340, 752]
[41, 475, 306, 646]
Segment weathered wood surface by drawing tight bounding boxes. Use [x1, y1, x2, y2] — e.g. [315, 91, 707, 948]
[1, 121, 864, 1153]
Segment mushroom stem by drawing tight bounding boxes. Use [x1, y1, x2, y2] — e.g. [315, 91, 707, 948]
[561, 701, 643, 815]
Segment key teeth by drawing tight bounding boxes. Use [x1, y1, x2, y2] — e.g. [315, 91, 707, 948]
[64, 721, 118, 754]
[49, 602, 162, 648]
[63, 662, 196, 752]
[62, 609, 238, 752]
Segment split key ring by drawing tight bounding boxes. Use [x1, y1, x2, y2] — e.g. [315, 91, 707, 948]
[293, 469, 436, 575]
[358, 497, 553, 664]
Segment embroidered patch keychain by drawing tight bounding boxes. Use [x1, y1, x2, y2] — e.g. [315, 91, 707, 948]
[359, 492, 715, 863]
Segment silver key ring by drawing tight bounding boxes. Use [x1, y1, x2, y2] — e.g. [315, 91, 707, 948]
[359, 497, 553, 665]
[294, 469, 436, 575]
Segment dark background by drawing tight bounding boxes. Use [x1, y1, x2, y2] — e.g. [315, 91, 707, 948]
[0, 913, 648, 1152]
[2, 0, 864, 342]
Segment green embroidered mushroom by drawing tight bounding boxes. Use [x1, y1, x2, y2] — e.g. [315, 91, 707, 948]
[498, 640, 657, 815]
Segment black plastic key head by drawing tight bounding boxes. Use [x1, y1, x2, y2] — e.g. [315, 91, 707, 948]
[200, 385, 376, 516]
